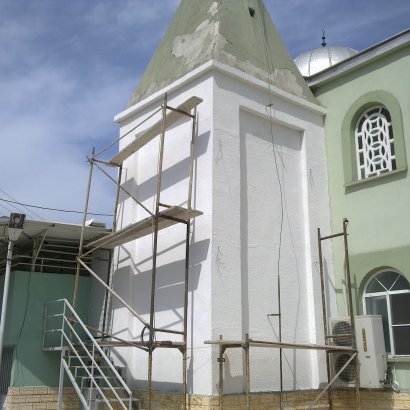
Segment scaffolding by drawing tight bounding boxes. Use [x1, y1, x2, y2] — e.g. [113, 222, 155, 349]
[68, 92, 360, 410]
[317, 219, 360, 410]
[71, 94, 203, 410]
[205, 219, 361, 410]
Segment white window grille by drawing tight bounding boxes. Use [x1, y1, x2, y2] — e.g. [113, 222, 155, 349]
[364, 270, 410, 356]
[355, 106, 396, 180]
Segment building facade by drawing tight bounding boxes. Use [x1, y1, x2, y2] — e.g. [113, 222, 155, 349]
[1, 1, 410, 409]
[306, 29, 410, 390]
[111, 0, 333, 397]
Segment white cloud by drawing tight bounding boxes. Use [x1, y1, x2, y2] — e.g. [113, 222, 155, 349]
[0, 0, 407, 225]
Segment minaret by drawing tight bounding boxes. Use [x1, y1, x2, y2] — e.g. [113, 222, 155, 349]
[111, 0, 333, 403]
[128, 0, 315, 107]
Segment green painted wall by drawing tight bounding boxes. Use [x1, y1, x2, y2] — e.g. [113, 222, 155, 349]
[0, 271, 90, 387]
[312, 44, 410, 389]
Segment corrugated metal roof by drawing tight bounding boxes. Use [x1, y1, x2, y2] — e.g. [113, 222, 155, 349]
[0, 218, 110, 246]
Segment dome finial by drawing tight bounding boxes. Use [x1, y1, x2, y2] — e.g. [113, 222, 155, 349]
[321, 29, 326, 47]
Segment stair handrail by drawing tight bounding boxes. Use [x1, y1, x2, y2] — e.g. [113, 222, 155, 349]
[62, 315, 126, 409]
[45, 299, 132, 409]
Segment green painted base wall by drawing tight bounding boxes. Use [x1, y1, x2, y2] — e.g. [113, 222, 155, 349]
[313, 43, 410, 390]
[0, 271, 90, 387]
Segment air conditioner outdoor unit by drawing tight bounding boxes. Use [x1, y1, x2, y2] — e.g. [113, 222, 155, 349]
[328, 315, 386, 388]
[329, 317, 356, 387]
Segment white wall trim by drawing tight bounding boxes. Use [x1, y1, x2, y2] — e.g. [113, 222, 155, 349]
[115, 61, 326, 124]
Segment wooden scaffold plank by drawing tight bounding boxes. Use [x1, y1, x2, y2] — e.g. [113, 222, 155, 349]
[109, 96, 203, 166]
[86, 206, 202, 250]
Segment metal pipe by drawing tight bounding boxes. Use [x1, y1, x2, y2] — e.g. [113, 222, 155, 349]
[69, 319, 149, 351]
[165, 105, 195, 119]
[182, 348, 187, 410]
[317, 227, 333, 410]
[73, 149, 95, 309]
[147, 349, 153, 410]
[57, 348, 65, 410]
[0, 239, 14, 371]
[102, 249, 113, 335]
[205, 338, 354, 352]
[245, 334, 250, 410]
[92, 160, 153, 217]
[218, 335, 224, 410]
[187, 109, 197, 210]
[319, 232, 345, 241]
[182, 221, 191, 410]
[61, 302, 131, 402]
[343, 220, 355, 341]
[342, 219, 361, 410]
[31, 230, 48, 271]
[153, 327, 184, 335]
[77, 258, 149, 327]
[102, 165, 123, 334]
[148, 94, 168, 410]
[92, 106, 162, 159]
[309, 352, 357, 409]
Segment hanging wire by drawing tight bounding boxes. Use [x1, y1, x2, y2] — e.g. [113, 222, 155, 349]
[256, 0, 286, 407]
[0, 187, 43, 220]
[93, 107, 162, 159]
[0, 202, 15, 216]
[0, 197, 113, 217]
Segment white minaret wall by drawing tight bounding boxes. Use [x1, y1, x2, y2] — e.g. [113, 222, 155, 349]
[110, 61, 334, 396]
[112, 70, 215, 394]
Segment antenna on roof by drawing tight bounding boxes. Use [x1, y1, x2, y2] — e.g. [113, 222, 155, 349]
[321, 29, 327, 47]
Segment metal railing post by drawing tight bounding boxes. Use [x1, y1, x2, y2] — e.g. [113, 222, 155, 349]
[89, 344, 95, 406]
[57, 348, 65, 410]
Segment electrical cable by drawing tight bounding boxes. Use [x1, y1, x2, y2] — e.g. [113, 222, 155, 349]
[93, 107, 162, 159]
[0, 203, 15, 216]
[0, 187, 44, 221]
[0, 197, 113, 217]
[256, 1, 285, 408]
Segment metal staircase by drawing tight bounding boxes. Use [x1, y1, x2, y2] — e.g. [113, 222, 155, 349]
[43, 299, 141, 410]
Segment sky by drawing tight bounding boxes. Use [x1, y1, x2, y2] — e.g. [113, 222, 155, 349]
[0, 0, 408, 226]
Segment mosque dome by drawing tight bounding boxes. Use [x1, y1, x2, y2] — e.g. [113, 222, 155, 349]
[294, 46, 358, 77]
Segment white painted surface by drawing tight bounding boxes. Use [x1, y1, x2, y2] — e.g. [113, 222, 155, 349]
[106, 63, 334, 395]
[355, 315, 386, 388]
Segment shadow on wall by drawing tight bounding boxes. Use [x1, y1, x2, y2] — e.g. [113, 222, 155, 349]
[112, 238, 210, 315]
[120, 130, 210, 205]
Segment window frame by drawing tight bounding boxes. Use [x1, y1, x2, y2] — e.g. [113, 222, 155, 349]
[341, 91, 406, 189]
[363, 269, 410, 357]
[354, 105, 396, 180]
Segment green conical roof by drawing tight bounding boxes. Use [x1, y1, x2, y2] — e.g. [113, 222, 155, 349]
[128, 0, 315, 106]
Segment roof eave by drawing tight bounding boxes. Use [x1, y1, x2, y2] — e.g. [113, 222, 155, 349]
[307, 28, 410, 89]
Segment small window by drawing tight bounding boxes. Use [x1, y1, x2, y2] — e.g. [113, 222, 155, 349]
[355, 106, 396, 180]
[364, 270, 410, 356]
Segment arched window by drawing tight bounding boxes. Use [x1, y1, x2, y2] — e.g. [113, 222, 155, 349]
[341, 91, 406, 187]
[364, 270, 410, 355]
[355, 106, 396, 180]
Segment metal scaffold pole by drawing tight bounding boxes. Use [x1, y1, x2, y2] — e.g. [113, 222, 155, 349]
[70, 93, 203, 410]
[73, 147, 95, 309]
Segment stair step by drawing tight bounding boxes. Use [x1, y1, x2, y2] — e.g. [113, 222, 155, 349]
[82, 386, 128, 392]
[70, 367, 123, 373]
[67, 354, 111, 360]
[80, 375, 122, 380]
[94, 397, 141, 403]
